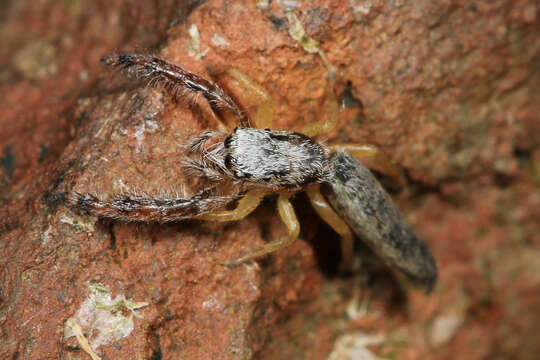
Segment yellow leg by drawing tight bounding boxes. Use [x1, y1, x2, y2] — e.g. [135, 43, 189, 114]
[226, 68, 274, 129]
[194, 189, 267, 221]
[318, 49, 337, 82]
[299, 85, 339, 137]
[229, 193, 300, 266]
[329, 143, 400, 179]
[306, 184, 354, 272]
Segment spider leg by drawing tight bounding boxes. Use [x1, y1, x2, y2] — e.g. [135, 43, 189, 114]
[306, 184, 354, 272]
[69, 191, 238, 223]
[296, 80, 399, 179]
[228, 193, 300, 266]
[224, 68, 274, 129]
[329, 143, 400, 179]
[299, 85, 339, 137]
[101, 53, 249, 128]
[193, 189, 268, 221]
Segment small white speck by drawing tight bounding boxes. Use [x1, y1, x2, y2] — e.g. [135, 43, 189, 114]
[41, 225, 52, 246]
[145, 119, 159, 132]
[255, 0, 269, 10]
[134, 122, 146, 141]
[247, 279, 259, 293]
[187, 24, 209, 60]
[79, 70, 89, 81]
[328, 332, 385, 360]
[350, 0, 372, 16]
[211, 33, 230, 47]
[114, 179, 130, 192]
[202, 295, 225, 311]
[430, 314, 464, 345]
[278, 0, 301, 12]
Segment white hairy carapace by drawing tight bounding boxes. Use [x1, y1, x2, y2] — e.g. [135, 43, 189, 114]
[184, 128, 330, 188]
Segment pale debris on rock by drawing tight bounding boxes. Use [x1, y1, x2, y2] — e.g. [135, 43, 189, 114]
[281, 9, 336, 77]
[328, 332, 385, 360]
[278, 0, 301, 12]
[59, 212, 97, 233]
[211, 33, 230, 47]
[349, 0, 373, 17]
[64, 282, 148, 357]
[187, 23, 209, 60]
[285, 12, 320, 53]
[429, 314, 464, 346]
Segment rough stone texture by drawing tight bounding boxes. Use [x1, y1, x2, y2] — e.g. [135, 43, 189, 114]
[1, 0, 539, 359]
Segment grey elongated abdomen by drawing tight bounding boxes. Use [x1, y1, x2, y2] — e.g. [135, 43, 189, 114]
[323, 152, 437, 291]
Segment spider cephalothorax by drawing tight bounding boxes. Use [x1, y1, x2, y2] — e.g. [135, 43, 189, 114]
[184, 127, 330, 189]
[71, 54, 437, 290]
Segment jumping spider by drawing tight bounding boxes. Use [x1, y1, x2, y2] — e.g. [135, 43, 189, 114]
[71, 54, 437, 290]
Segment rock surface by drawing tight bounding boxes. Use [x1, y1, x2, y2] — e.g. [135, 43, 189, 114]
[1, 0, 539, 359]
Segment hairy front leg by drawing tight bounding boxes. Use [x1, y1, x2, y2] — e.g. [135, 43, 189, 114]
[69, 191, 238, 222]
[102, 53, 249, 129]
[228, 193, 300, 266]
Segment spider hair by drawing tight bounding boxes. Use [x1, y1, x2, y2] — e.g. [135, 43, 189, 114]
[69, 190, 239, 223]
[101, 53, 248, 126]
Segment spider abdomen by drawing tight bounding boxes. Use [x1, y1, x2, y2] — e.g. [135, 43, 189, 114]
[224, 128, 328, 188]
